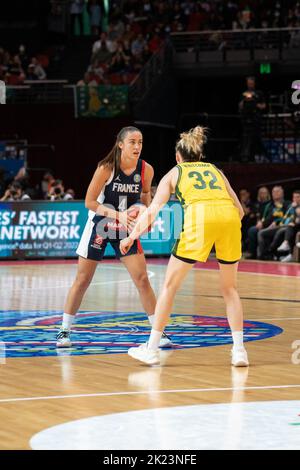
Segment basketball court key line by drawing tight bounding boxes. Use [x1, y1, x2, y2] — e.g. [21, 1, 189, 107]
[1, 384, 300, 404]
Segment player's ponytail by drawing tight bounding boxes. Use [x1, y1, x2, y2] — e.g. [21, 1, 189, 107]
[176, 125, 208, 162]
[98, 126, 142, 175]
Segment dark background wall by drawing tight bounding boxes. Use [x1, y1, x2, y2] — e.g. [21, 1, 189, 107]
[0, 104, 131, 198]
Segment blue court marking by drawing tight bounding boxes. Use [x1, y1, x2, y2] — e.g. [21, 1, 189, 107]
[0, 310, 283, 357]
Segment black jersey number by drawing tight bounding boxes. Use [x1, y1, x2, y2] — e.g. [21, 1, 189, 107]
[188, 170, 222, 190]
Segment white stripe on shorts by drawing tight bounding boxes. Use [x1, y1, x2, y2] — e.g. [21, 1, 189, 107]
[76, 218, 95, 259]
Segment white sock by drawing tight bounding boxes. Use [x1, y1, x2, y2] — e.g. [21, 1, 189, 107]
[148, 329, 162, 350]
[148, 314, 155, 326]
[232, 331, 244, 350]
[62, 313, 75, 330]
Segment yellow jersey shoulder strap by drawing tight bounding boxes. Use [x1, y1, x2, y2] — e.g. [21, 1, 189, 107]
[175, 164, 186, 206]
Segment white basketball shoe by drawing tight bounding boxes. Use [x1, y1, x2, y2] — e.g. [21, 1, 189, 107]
[56, 329, 72, 348]
[231, 348, 249, 367]
[128, 343, 160, 365]
[159, 332, 172, 348]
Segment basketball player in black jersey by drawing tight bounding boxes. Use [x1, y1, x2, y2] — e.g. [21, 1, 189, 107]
[56, 126, 171, 348]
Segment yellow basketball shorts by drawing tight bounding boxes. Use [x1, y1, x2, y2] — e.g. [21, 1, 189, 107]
[172, 202, 242, 263]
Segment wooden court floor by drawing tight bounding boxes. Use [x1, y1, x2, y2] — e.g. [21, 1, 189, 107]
[0, 258, 300, 450]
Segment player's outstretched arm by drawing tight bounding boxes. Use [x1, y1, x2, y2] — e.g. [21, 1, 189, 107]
[120, 167, 178, 254]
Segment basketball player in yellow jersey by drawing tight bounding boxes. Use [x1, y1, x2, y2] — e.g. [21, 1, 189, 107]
[120, 126, 249, 367]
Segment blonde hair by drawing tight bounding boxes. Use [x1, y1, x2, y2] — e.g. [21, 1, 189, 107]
[175, 126, 208, 161]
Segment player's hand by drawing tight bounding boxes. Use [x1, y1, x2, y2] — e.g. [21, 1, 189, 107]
[118, 211, 136, 231]
[120, 236, 134, 255]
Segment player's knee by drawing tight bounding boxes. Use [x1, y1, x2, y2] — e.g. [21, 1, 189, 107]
[163, 278, 179, 295]
[134, 272, 150, 291]
[75, 272, 93, 290]
[220, 285, 237, 299]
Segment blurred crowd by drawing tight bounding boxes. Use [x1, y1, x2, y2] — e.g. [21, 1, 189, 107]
[0, 45, 48, 85]
[2, 1, 300, 87]
[77, 28, 161, 86]
[74, 0, 300, 86]
[0, 168, 75, 201]
[239, 185, 300, 262]
[77, 0, 300, 36]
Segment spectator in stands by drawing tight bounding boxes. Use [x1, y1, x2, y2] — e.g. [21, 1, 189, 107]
[0, 181, 31, 201]
[238, 5, 254, 29]
[77, 72, 98, 86]
[70, 0, 85, 36]
[6, 55, 26, 84]
[87, 59, 105, 83]
[14, 166, 30, 189]
[267, 190, 300, 262]
[47, 179, 72, 201]
[65, 188, 75, 200]
[40, 171, 55, 199]
[170, 1, 185, 29]
[18, 44, 29, 70]
[27, 57, 47, 80]
[108, 19, 125, 42]
[256, 186, 290, 260]
[148, 32, 163, 53]
[0, 49, 10, 79]
[142, 0, 153, 17]
[246, 185, 287, 259]
[92, 32, 117, 58]
[122, 38, 133, 58]
[142, 43, 152, 63]
[87, 0, 102, 36]
[108, 46, 131, 74]
[239, 76, 266, 162]
[122, 23, 135, 44]
[239, 188, 255, 250]
[131, 34, 146, 57]
[253, 186, 271, 220]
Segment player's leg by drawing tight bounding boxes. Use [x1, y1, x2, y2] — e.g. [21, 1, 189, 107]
[218, 262, 249, 367]
[128, 254, 194, 365]
[215, 206, 248, 366]
[120, 250, 172, 347]
[152, 254, 194, 333]
[120, 252, 156, 318]
[56, 256, 98, 347]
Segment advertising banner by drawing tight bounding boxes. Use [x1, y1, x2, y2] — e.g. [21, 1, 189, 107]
[0, 201, 181, 259]
[75, 85, 129, 118]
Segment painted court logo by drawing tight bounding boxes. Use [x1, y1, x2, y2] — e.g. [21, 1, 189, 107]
[0, 311, 283, 358]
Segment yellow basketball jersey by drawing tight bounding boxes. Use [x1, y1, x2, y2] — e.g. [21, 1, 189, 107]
[175, 161, 233, 206]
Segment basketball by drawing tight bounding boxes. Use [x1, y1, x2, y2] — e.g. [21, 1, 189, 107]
[127, 203, 152, 233]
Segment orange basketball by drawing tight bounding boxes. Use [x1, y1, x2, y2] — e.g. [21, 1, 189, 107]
[127, 204, 152, 233]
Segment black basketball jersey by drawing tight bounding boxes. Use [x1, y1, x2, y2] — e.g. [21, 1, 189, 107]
[101, 158, 145, 211]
